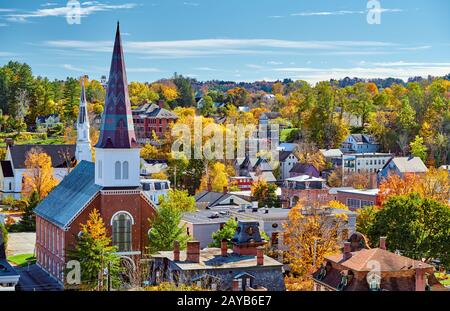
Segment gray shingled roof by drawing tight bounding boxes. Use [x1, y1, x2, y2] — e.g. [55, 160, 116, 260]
[389, 157, 428, 173]
[9, 144, 76, 169]
[34, 161, 102, 229]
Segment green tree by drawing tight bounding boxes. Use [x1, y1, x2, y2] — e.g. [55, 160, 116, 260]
[410, 135, 428, 161]
[159, 189, 196, 212]
[209, 217, 269, 248]
[67, 209, 122, 290]
[19, 191, 40, 231]
[368, 194, 450, 267]
[148, 203, 190, 254]
[356, 205, 379, 244]
[209, 218, 238, 247]
[173, 73, 195, 107]
[200, 95, 215, 116]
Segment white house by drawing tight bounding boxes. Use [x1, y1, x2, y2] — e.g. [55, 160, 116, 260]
[140, 179, 170, 205]
[279, 150, 299, 180]
[0, 144, 76, 199]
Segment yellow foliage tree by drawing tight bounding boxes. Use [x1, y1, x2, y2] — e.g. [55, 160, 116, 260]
[22, 148, 59, 199]
[199, 162, 229, 192]
[151, 172, 168, 180]
[141, 143, 160, 159]
[283, 203, 346, 290]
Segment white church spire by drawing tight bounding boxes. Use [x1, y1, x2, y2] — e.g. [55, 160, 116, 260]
[75, 76, 93, 162]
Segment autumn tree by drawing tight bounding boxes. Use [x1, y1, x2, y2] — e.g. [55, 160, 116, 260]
[199, 162, 229, 192]
[410, 135, 428, 161]
[251, 179, 279, 208]
[67, 209, 122, 290]
[140, 143, 160, 159]
[378, 170, 449, 205]
[22, 148, 59, 199]
[368, 194, 450, 267]
[344, 170, 370, 189]
[283, 204, 347, 290]
[293, 142, 326, 172]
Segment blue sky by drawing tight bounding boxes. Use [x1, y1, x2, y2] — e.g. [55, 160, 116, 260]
[0, 0, 449, 83]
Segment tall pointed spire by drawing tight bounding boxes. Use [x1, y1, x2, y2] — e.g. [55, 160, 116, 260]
[76, 76, 92, 162]
[96, 22, 138, 149]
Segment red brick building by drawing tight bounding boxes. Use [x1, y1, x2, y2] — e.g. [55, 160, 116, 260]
[335, 188, 380, 210]
[281, 175, 332, 208]
[34, 23, 156, 286]
[132, 101, 178, 142]
[312, 234, 446, 291]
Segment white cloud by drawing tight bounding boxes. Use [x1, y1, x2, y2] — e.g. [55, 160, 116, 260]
[4, 2, 140, 22]
[41, 2, 58, 7]
[44, 38, 398, 58]
[183, 2, 199, 6]
[267, 61, 283, 65]
[194, 67, 217, 71]
[0, 52, 13, 57]
[272, 63, 450, 83]
[290, 8, 403, 17]
[0, 23, 7, 27]
[291, 10, 364, 16]
[127, 67, 161, 73]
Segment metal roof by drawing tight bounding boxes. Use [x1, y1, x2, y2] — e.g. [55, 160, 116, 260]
[34, 161, 102, 229]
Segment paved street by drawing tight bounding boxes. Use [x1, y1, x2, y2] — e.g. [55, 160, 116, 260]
[6, 232, 36, 256]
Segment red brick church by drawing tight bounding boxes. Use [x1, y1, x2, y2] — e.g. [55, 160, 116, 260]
[34, 23, 156, 286]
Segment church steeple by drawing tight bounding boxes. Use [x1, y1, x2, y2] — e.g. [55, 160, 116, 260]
[95, 22, 138, 149]
[94, 23, 141, 188]
[75, 77, 92, 162]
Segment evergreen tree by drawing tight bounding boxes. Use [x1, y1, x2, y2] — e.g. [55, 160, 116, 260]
[173, 73, 195, 107]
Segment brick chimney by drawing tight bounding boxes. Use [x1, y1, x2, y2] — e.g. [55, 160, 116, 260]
[173, 240, 180, 261]
[5, 138, 13, 147]
[223, 185, 228, 193]
[379, 236, 386, 250]
[232, 279, 240, 291]
[415, 264, 425, 291]
[256, 246, 264, 266]
[158, 100, 164, 109]
[186, 241, 200, 263]
[221, 239, 228, 257]
[343, 241, 352, 260]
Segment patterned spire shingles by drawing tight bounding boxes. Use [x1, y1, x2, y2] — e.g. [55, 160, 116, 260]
[96, 22, 139, 149]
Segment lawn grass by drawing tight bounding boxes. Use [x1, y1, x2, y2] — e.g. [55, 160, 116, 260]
[0, 136, 65, 148]
[7, 253, 36, 267]
[435, 272, 450, 286]
[280, 128, 299, 142]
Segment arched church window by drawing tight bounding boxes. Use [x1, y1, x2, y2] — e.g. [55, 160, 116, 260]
[122, 161, 129, 179]
[115, 161, 121, 179]
[112, 213, 133, 252]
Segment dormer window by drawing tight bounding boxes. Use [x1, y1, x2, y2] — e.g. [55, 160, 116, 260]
[367, 272, 381, 291]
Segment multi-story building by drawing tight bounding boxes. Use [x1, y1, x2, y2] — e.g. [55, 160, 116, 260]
[281, 175, 332, 208]
[140, 179, 170, 205]
[335, 188, 380, 210]
[342, 153, 392, 174]
[132, 101, 178, 142]
[341, 134, 380, 154]
[378, 156, 428, 181]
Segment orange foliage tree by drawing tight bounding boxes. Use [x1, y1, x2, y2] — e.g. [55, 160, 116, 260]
[22, 148, 59, 199]
[378, 168, 449, 205]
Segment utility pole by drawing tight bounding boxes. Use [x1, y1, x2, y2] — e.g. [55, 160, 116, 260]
[107, 261, 111, 291]
[174, 166, 177, 190]
[313, 238, 319, 267]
